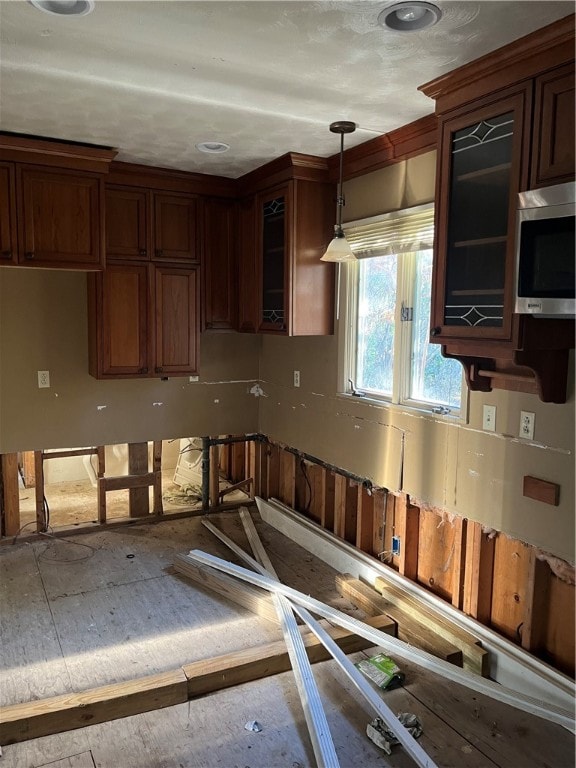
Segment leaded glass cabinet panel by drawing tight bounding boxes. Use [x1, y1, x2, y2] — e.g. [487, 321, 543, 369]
[431, 91, 529, 342]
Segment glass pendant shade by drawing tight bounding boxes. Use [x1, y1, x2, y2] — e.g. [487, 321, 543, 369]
[320, 230, 356, 262]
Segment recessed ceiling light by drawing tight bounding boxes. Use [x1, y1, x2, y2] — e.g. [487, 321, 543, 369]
[378, 2, 442, 32]
[29, 0, 95, 16]
[195, 141, 230, 154]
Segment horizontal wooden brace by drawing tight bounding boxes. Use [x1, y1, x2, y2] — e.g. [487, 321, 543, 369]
[41, 448, 99, 460]
[100, 472, 156, 492]
[0, 615, 395, 745]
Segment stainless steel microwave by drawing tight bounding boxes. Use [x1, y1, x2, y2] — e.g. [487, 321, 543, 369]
[515, 181, 575, 317]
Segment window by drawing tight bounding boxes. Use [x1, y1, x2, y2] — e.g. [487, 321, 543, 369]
[342, 204, 464, 416]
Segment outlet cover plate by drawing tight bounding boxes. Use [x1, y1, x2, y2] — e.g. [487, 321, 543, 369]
[520, 411, 535, 440]
[38, 370, 50, 388]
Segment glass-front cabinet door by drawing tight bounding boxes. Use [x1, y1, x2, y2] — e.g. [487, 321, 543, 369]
[431, 91, 529, 342]
[257, 185, 289, 333]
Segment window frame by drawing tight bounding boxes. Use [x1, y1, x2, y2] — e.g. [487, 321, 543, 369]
[338, 206, 468, 423]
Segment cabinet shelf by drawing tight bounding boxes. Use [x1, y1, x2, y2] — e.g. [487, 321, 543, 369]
[453, 236, 507, 248]
[450, 289, 505, 296]
[456, 162, 511, 183]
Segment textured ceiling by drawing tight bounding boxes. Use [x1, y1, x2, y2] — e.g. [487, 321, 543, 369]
[0, 1, 572, 178]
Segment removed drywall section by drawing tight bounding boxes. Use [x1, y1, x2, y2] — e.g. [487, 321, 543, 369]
[258, 380, 403, 493]
[0, 269, 260, 453]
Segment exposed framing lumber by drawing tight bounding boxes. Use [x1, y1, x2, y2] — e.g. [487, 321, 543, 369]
[321, 469, 335, 531]
[0, 614, 397, 746]
[462, 521, 495, 624]
[128, 442, 150, 517]
[259, 496, 575, 699]
[1, 453, 20, 536]
[20, 451, 35, 488]
[185, 548, 574, 729]
[209, 444, 220, 508]
[0, 670, 188, 745]
[34, 451, 45, 532]
[373, 577, 490, 677]
[396, 495, 419, 580]
[451, 516, 467, 610]
[173, 554, 278, 625]
[355, 486, 373, 553]
[335, 574, 463, 666]
[522, 550, 551, 653]
[371, 490, 386, 559]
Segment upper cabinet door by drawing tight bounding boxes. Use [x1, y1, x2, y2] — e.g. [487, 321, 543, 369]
[154, 265, 199, 375]
[97, 263, 150, 377]
[531, 63, 575, 188]
[237, 196, 259, 333]
[105, 187, 149, 260]
[432, 89, 530, 343]
[0, 163, 17, 265]
[257, 185, 289, 334]
[204, 197, 237, 330]
[153, 194, 198, 263]
[18, 167, 103, 268]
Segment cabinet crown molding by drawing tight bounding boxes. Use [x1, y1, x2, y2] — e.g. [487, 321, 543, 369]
[419, 14, 575, 114]
[0, 133, 118, 173]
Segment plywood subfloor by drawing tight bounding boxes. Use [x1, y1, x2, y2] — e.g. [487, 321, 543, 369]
[0, 511, 573, 768]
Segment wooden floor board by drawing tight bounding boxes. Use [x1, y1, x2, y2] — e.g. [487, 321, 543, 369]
[395, 657, 575, 768]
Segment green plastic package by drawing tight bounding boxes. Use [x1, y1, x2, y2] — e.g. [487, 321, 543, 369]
[355, 653, 405, 690]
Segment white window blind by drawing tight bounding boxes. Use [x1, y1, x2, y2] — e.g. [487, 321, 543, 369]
[344, 205, 434, 259]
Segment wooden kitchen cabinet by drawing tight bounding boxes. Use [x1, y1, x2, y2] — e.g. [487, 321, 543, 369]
[431, 89, 530, 345]
[237, 152, 335, 336]
[17, 167, 104, 269]
[88, 262, 199, 378]
[105, 185, 199, 264]
[531, 62, 575, 188]
[257, 179, 334, 335]
[0, 162, 17, 265]
[154, 265, 199, 375]
[422, 20, 575, 402]
[237, 196, 259, 333]
[203, 196, 237, 330]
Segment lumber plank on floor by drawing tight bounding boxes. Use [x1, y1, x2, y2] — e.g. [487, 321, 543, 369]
[0, 670, 188, 745]
[374, 575, 491, 677]
[184, 613, 396, 697]
[336, 573, 463, 666]
[173, 554, 278, 624]
[0, 616, 394, 747]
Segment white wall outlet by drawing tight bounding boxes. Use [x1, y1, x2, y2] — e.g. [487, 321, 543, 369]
[189, 375, 199, 382]
[520, 411, 535, 440]
[293, 370, 300, 387]
[37, 370, 50, 388]
[482, 404, 496, 432]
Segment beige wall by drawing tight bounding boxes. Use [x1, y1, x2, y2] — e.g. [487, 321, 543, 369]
[0, 268, 260, 453]
[1, 151, 573, 562]
[258, 152, 575, 564]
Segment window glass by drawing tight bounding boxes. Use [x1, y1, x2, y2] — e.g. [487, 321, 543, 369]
[344, 205, 464, 416]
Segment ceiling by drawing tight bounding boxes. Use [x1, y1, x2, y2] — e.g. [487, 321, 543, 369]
[0, 1, 572, 178]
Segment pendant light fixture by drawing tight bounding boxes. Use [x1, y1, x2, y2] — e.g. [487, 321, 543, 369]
[321, 121, 357, 262]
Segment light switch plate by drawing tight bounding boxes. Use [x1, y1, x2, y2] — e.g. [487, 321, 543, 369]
[482, 404, 496, 432]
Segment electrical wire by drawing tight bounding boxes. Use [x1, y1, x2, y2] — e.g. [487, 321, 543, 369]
[299, 459, 312, 514]
[10, 521, 98, 562]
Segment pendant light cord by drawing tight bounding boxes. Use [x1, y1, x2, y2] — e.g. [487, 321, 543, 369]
[336, 131, 345, 235]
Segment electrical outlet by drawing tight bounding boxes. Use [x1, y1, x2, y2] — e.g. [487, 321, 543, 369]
[392, 535, 401, 556]
[189, 375, 199, 382]
[37, 370, 50, 388]
[293, 370, 300, 387]
[482, 404, 496, 432]
[520, 411, 535, 440]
